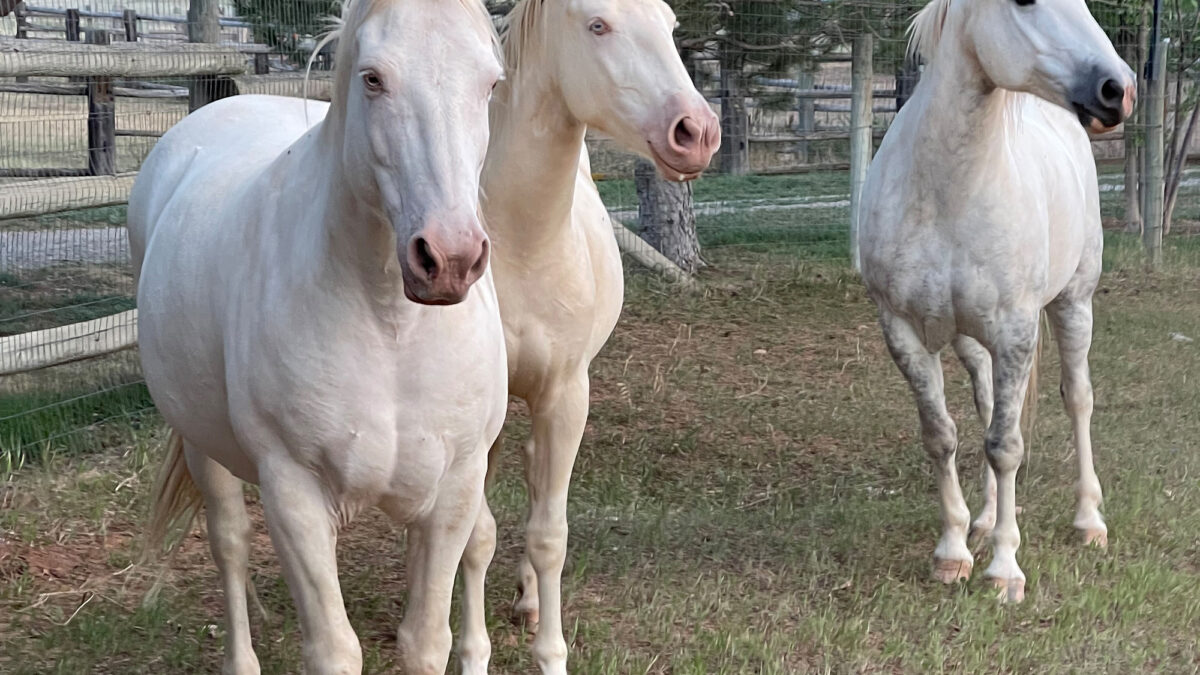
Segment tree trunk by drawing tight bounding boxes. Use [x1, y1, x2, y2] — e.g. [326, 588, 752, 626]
[717, 42, 748, 175]
[1164, 100, 1199, 231]
[635, 159, 702, 274]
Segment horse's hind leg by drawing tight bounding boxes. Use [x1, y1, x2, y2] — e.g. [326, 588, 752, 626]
[880, 312, 973, 582]
[952, 335, 999, 547]
[184, 446, 261, 675]
[1046, 295, 1107, 547]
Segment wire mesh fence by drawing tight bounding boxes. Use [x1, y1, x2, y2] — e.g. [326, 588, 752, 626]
[1, 0, 1199, 462]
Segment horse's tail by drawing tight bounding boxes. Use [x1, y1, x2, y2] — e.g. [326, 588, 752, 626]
[1020, 312, 1048, 453]
[143, 429, 202, 565]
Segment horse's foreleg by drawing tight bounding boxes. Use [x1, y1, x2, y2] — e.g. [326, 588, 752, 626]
[880, 312, 972, 583]
[519, 372, 588, 675]
[953, 335, 998, 548]
[1047, 296, 1107, 547]
[185, 446, 261, 675]
[259, 464, 361, 675]
[982, 320, 1039, 603]
[459, 496, 497, 675]
[395, 449, 487, 675]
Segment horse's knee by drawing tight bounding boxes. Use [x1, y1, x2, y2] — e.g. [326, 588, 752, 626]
[1060, 378, 1093, 415]
[526, 518, 568, 572]
[922, 419, 958, 462]
[984, 430, 1023, 473]
[303, 638, 362, 675]
[464, 507, 497, 569]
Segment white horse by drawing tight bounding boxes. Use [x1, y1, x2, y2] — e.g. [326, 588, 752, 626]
[461, 0, 720, 671]
[128, 0, 507, 672]
[859, 0, 1134, 602]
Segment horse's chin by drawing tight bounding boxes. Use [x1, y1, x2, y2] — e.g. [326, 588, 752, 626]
[647, 147, 704, 183]
[1072, 103, 1121, 135]
[401, 274, 465, 306]
[1086, 118, 1120, 135]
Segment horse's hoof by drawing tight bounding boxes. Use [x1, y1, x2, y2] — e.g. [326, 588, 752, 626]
[932, 557, 972, 584]
[1079, 526, 1108, 549]
[989, 577, 1025, 604]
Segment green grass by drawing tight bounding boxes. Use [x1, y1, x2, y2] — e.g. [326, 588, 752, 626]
[0, 205, 128, 232]
[596, 171, 852, 209]
[0, 263, 134, 336]
[3, 234, 1200, 673]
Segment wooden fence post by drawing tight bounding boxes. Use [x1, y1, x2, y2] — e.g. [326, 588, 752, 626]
[849, 33, 874, 272]
[123, 9, 138, 42]
[718, 41, 749, 175]
[86, 28, 117, 176]
[14, 1, 28, 38]
[187, 0, 221, 111]
[65, 8, 80, 41]
[796, 71, 815, 164]
[14, 2, 28, 82]
[1142, 37, 1166, 267]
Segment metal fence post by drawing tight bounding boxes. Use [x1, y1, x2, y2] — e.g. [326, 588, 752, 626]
[1142, 37, 1166, 267]
[849, 33, 874, 272]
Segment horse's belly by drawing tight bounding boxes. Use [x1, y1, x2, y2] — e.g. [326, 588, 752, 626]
[138, 284, 257, 483]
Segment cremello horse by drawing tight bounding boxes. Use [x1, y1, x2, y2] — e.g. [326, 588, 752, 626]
[463, 0, 719, 671]
[859, 0, 1134, 602]
[128, 0, 507, 672]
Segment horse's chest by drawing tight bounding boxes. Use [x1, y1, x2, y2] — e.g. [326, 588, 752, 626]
[229, 299, 505, 514]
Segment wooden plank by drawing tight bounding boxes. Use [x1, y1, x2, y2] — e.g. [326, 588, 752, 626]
[0, 168, 91, 177]
[0, 309, 138, 376]
[0, 82, 187, 97]
[0, 36, 253, 78]
[610, 222, 696, 289]
[0, 172, 136, 219]
[230, 72, 333, 101]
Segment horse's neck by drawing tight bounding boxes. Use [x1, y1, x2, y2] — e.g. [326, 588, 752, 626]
[912, 53, 1015, 176]
[286, 120, 405, 304]
[482, 71, 587, 249]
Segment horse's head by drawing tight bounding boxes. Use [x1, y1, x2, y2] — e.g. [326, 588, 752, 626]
[956, 0, 1135, 132]
[336, 0, 503, 305]
[520, 0, 719, 180]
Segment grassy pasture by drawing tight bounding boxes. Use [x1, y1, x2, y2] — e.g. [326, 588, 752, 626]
[1, 173, 1200, 673]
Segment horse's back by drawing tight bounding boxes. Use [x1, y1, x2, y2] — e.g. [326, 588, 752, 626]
[128, 96, 328, 280]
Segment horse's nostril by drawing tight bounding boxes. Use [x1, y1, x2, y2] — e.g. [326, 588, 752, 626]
[673, 118, 696, 149]
[1099, 78, 1124, 108]
[413, 237, 438, 279]
[471, 239, 489, 277]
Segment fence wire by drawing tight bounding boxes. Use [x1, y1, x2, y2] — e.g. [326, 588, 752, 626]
[1, 0, 1199, 461]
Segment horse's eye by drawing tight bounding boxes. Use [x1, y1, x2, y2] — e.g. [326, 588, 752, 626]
[1014, 0, 1035, 6]
[588, 18, 611, 35]
[361, 71, 384, 92]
